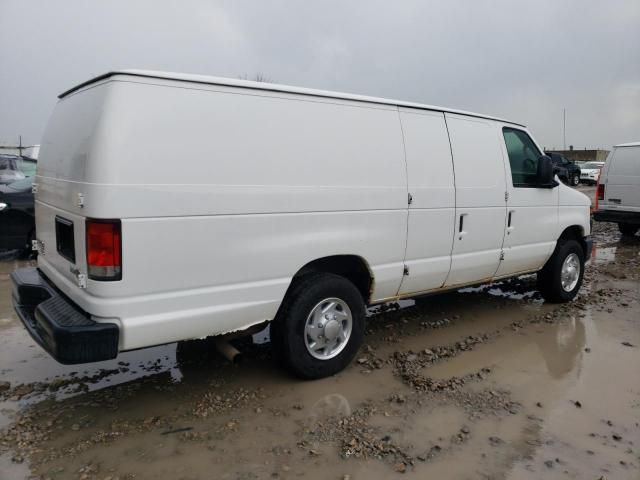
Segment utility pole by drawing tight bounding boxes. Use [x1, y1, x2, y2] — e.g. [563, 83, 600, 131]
[563, 109, 566, 150]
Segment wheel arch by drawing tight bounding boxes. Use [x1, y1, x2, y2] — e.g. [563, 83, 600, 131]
[558, 225, 588, 256]
[285, 255, 374, 305]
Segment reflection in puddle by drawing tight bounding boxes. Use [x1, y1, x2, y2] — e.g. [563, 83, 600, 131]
[537, 315, 586, 379]
[459, 275, 541, 301]
[426, 313, 587, 382]
[309, 393, 352, 420]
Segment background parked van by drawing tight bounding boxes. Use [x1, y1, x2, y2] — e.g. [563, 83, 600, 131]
[594, 142, 640, 236]
[11, 71, 592, 378]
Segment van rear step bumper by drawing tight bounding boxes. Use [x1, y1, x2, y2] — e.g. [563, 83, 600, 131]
[593, 210, 640, 225]
[10, 267, 119, 364]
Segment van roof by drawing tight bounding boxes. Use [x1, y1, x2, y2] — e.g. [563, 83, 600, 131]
[614, 142, 640, 148]
[59, 69, 525, 127]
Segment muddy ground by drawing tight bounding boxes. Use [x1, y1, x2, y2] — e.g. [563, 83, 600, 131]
[1, 186, 639, 479]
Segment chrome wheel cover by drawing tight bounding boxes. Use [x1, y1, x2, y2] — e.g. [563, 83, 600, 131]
[561, 253, 581, 292]
[304, 297, 353, 360]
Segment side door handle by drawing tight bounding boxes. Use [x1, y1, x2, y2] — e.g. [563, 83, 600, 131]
[507, 210, 515, 234]
[458, 213, 468, 240]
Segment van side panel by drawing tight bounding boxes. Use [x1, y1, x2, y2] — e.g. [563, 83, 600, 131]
[396, 109, 455, 295]
[599, 146, 640, 213]
[443, 114, 507, 286]
[35, 80, 408, 349]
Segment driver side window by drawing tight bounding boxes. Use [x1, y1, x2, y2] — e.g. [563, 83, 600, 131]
[502, 127, 542, 187]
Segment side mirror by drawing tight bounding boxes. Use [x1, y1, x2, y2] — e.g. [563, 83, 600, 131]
[536, 155, 557, 188]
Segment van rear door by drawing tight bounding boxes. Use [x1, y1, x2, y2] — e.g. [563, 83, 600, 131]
[34, 83, 111, 292]
[602, 146, 640, 212]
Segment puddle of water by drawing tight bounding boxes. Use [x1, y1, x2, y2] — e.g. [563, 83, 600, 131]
[369, 402, 467, 448]
[504, 304, 640, 479]
[0, 402, 18, 431]
[0, 451, 30, 479]
[426, 315, 586, 382]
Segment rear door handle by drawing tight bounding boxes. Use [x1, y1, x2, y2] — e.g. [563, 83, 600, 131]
[507, 210, 515, 233]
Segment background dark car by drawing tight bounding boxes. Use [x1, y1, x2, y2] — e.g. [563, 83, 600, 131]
[0, 176, 35, 252]
[545, 152, 581, 186]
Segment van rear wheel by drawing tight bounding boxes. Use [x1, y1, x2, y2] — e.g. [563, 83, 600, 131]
[271, 273, 365, 379]
[618, 223, 639, 236]
[537, 239, 585, 303]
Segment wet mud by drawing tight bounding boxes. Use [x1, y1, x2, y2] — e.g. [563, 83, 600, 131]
[1, 189, 639, 479]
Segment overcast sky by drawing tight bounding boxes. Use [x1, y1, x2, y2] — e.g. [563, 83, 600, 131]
[1, 0, 638, 149]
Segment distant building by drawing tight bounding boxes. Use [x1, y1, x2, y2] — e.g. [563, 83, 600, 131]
[544, 146, 609, 163]
[0, 144, 21, 156]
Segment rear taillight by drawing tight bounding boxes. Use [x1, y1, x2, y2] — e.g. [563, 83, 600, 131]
[86, 219, 121, 281]
[595, 181, 605, 211]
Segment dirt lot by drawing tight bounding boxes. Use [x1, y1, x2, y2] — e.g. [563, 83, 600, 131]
[1, 186, 639, 479]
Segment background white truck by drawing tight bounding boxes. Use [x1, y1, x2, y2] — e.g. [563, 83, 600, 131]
[11, 71, 592, 378]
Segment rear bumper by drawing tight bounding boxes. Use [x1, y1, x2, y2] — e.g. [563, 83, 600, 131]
[593, 209, 640, 225]
[10, 267, 119, 364]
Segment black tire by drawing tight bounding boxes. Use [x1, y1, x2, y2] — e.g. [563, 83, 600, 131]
[271, 272, 365, 379]
[618, 223, 639, 236]
[572, 174, 580, 186]
[537, 239, 585, 303]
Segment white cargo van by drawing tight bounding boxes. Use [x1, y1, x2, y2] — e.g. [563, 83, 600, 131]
[11, 71, 592, 378]
[593, 142, 640, 236]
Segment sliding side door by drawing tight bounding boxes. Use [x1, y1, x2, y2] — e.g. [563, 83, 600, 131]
[444, 114, 508, 287]
[397, 109, 456, 295]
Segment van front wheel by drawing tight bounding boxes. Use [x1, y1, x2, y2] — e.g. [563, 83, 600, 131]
[272, 273, 365, 379]
[537, 239, 585, 303]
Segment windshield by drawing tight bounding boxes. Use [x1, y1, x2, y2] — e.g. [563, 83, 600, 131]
[17, 157, 37, 177]
[582, 162, 603, 169]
